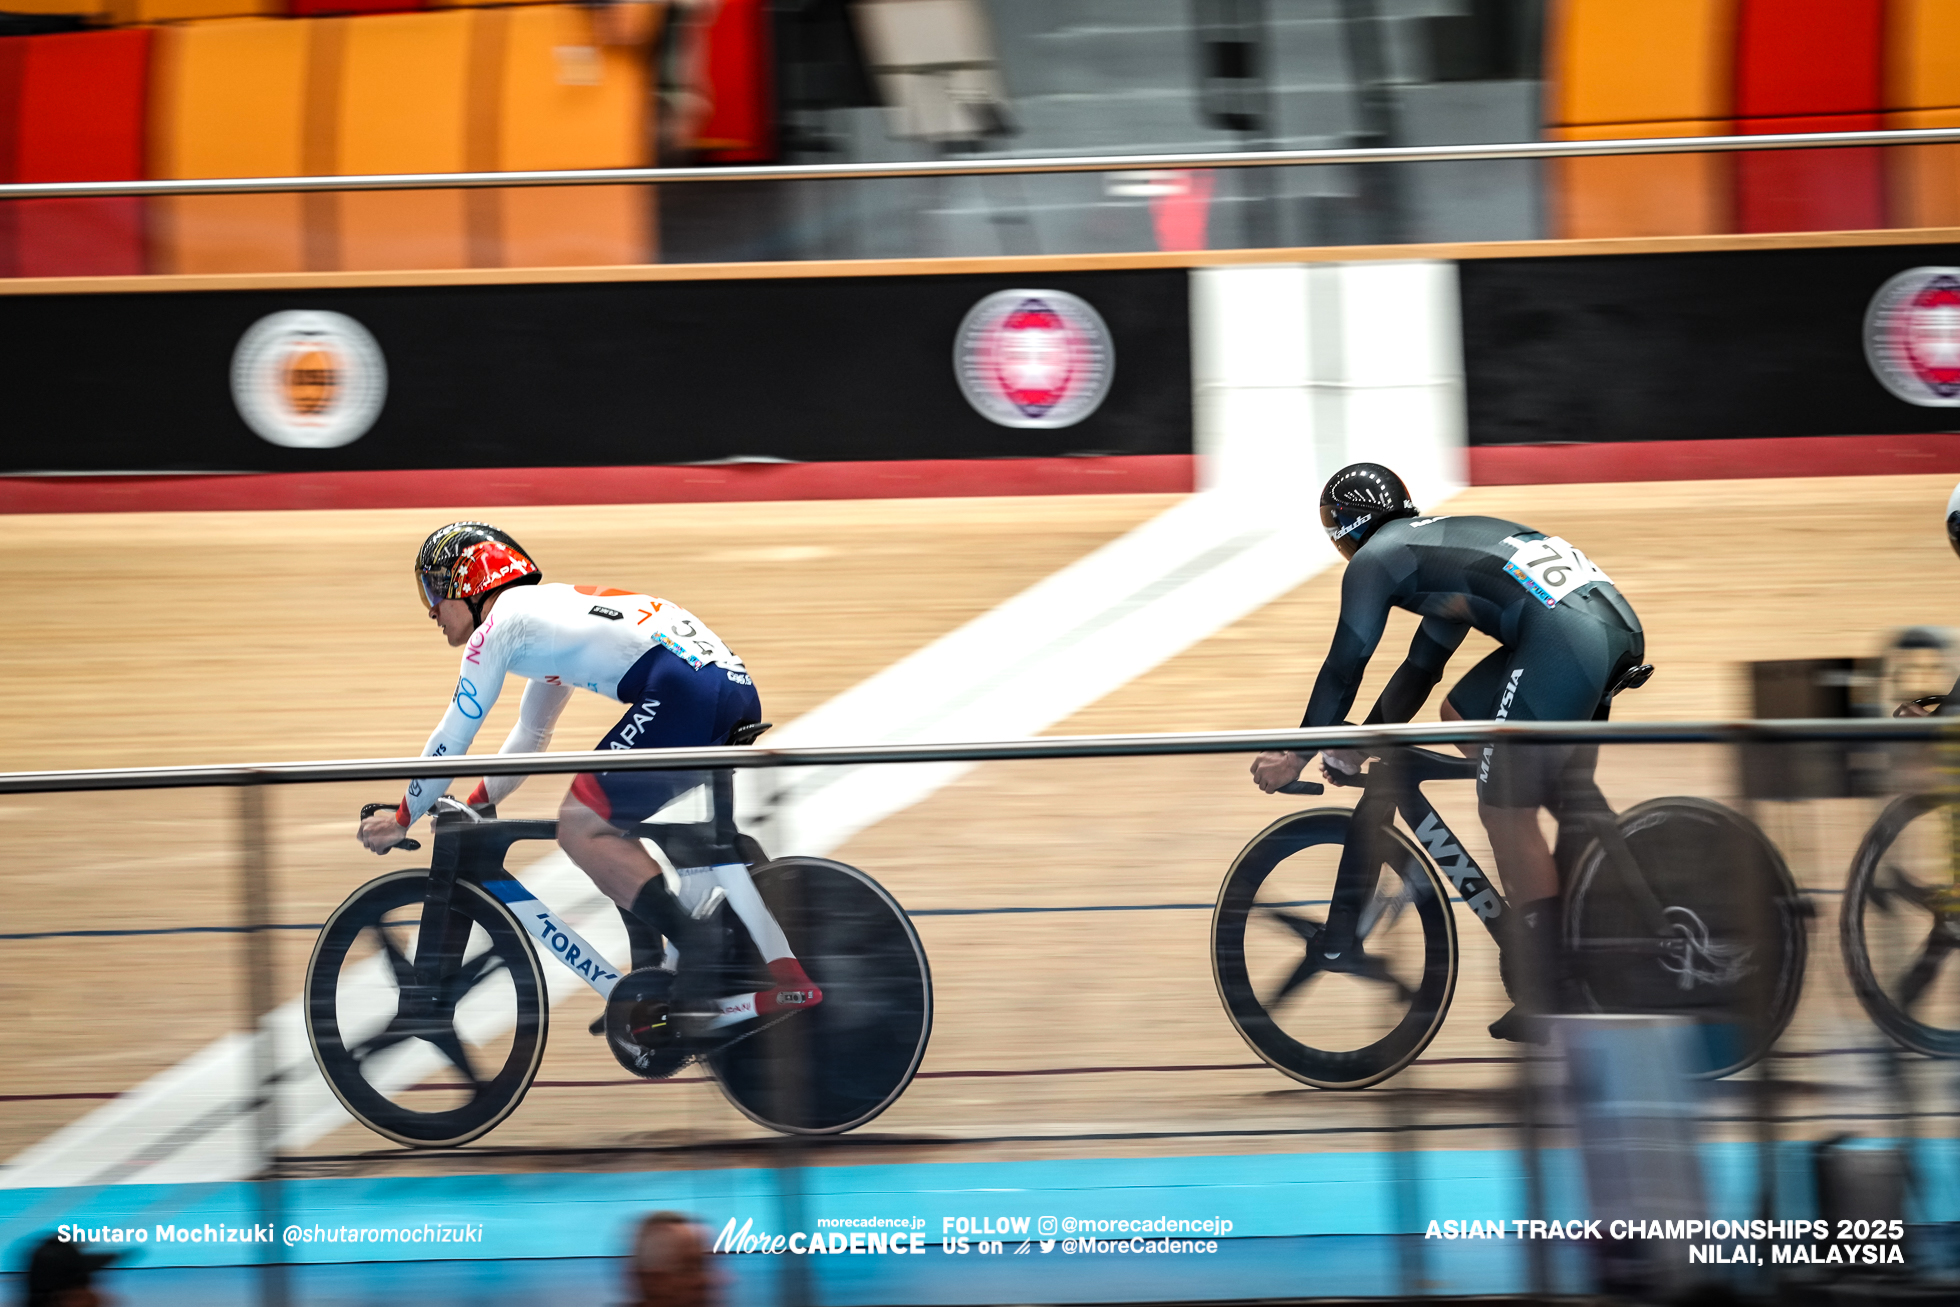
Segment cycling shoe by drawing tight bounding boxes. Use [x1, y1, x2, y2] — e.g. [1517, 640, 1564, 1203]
[1487, 1005, 1550, 1045]
[604, 967, 691, 1079]
[675, 957, 825, 1042]
[757, 957, 823, 1017]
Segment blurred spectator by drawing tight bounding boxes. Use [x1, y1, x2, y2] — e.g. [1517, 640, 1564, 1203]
[625, 1211, 718, 1307]
[17, 1235, 118, 1307]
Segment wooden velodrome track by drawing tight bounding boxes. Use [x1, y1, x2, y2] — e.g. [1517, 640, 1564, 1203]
[1, 473, 1953, 1175]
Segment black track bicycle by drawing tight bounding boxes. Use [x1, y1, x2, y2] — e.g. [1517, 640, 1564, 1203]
[1840, 702, 1960, 1059]
[305, 750, 932, 1147]
[1213, 743, 1807, 1089]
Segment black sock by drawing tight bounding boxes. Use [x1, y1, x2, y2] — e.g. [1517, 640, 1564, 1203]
[1498, 896, 1564, 1011]
[616, 905, 665, 972]
[628, 876, 693, 945]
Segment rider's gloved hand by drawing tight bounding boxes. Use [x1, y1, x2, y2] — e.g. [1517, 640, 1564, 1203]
[358, 805, 410, 855]
[1251, 751, 1311, 792]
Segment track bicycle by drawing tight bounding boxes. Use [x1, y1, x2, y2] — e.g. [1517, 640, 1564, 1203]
[1212, 743, 1807, 1089]
[1839, 697, 1960, 1059]
[304, 742, 932, 1147]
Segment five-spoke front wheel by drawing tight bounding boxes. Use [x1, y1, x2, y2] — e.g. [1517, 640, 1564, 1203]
[1844, 793, 1960, 1058]
[306, 870, 547, 1147]
[1212, 808, 1458, 1089]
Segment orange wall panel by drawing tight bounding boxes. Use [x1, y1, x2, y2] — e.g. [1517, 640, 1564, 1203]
[494, 5, 651, 266]
[1550, 121, 1731, 238]
[496, 5, 646, 170]
[501, 185, 648, 268]
[334, 9, 476, 271]
[1888, 0, 1960, 110]
[148, 19, 312, 274]
[109, 0, 277, 22]
[1547, 0, 1735, 126]
[1888, 107, 1960, 226]
[0, 0, 107, 13]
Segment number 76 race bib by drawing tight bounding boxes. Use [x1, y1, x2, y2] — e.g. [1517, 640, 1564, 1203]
[1501, 535, 1611, 608]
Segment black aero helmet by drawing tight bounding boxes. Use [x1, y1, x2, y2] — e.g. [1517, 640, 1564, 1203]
[415, 521, 543, 625]
[1948, 482, 1960, 558]
[1319, 463, 1418, 560]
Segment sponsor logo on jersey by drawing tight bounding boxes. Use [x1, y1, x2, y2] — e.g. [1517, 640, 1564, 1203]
[588, 605, 624, 620]
[1865, 268, 1960, 406]
[230, 310, 388, 448]
[955, 289, 1114, 429]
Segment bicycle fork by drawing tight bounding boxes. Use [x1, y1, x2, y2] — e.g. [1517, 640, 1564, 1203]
[1319, 780, 1510, 959]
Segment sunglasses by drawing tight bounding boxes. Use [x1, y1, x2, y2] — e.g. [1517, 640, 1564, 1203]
[416, 565, 454, 611]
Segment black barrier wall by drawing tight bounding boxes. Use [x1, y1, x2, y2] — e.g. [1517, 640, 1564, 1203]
[0, 270, 1190, 473]
[1460, 243, 1960, 447]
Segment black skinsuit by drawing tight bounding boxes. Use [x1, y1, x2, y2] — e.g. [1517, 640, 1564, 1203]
[1301, 513, 1645, 810]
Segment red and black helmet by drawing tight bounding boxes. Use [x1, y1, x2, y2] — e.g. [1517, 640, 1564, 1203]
[415, 522, 542, 622]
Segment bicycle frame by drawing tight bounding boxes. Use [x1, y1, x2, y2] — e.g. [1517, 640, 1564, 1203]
[408, 807, 627, 1002]
[402, 767, 754, 1007]
[1319, 745, 1675, 959]
[1320, 747, 1509, 956]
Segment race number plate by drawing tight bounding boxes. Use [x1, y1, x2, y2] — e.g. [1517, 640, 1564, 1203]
[653, 608, 745, 671]
[1502, 535, 1611, 608]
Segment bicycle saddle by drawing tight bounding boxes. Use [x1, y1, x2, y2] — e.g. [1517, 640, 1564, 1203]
[725, 720, 773, 747]
[1606, 663, 1654, 700]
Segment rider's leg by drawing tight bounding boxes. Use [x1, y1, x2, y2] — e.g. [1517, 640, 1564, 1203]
[559, 789, 663, 907]
[1438, 698, 1478, 759]
[1479, 610, 1639, 1041]
[1479, 803, 1559, 904]
[568, 656, 818, 1024]
[1469, 635, 1605, 1041]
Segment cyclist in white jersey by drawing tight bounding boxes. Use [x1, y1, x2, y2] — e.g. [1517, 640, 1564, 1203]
[355, 522, 821, 1030]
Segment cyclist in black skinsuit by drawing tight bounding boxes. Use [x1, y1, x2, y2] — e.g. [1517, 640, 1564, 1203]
[1251, 463, 1646, 1042]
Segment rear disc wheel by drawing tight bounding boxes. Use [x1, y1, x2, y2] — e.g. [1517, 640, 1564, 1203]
[1566, 798, 1805, 1078]
[705, 858, 932, 1134]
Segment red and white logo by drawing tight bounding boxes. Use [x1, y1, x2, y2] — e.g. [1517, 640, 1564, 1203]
[954, 289, 1114, 428]
[1866, 268, 1960, 406]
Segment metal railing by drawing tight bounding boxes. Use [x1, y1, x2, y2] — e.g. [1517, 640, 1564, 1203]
[0, 716, 1949, 794]
[2, 718, 1956, 1304]
[3, 126, 1958, 201]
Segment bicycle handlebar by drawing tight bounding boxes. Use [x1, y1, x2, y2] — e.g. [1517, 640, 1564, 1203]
[359, 802, 422, 853]
[1277, 780, 1325, 795]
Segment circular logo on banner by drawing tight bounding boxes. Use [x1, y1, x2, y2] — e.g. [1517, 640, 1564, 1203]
[1866, 268, 1960, 407]
[230, 310, 388, 448]
[954, 289, 1114, 429]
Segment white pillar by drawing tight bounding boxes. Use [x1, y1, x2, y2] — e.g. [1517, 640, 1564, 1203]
[1192, 260, 1467, 510]
[1191, 263, 1314, 499]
